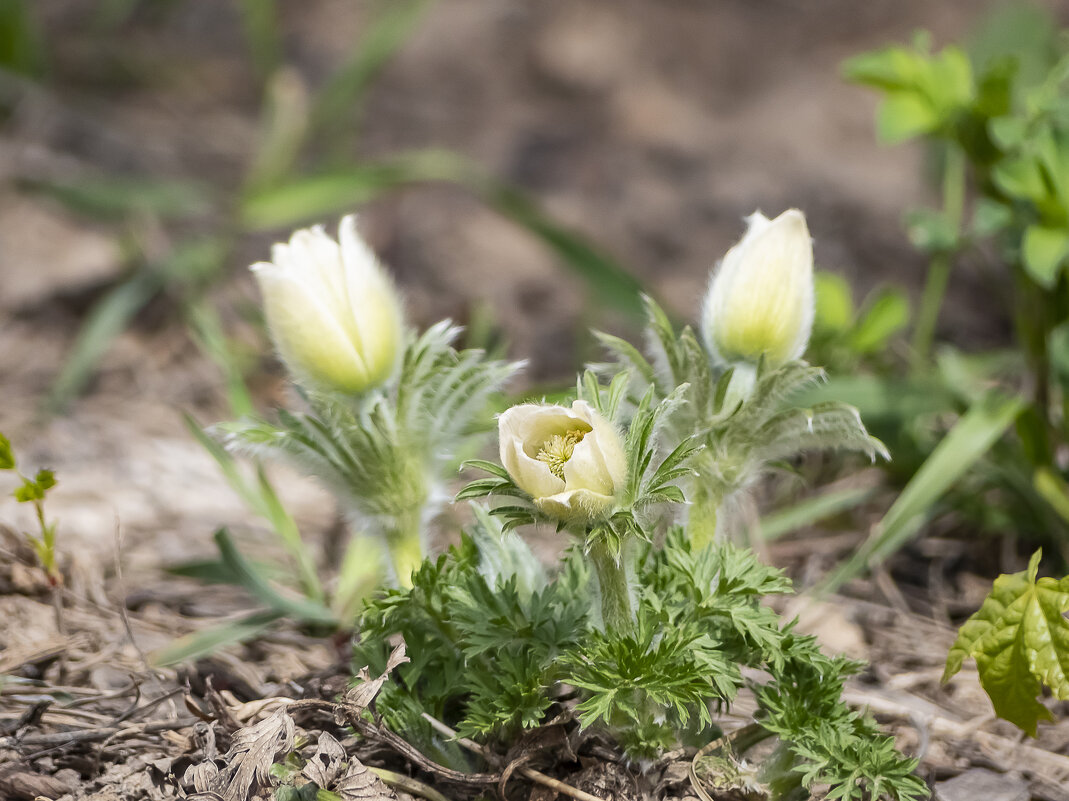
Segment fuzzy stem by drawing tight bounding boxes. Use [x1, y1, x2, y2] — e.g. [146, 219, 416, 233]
[688, 480, 724, 551]
[385, 506, 424, 589]
[588, 540, 634, 634]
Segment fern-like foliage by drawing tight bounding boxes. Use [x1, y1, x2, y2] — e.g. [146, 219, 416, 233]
[354, 519, 926, 799]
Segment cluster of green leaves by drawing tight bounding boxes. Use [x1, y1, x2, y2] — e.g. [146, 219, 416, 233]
[596, 296, 885, 544]
[943, 549, 1069, 736]
[356, 521, 925, 799]
[0, 432, 59, 581]
[788, 13, 1069, 597]
[809, 272, 911, 374]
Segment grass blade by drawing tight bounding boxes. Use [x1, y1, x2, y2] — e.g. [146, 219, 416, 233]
[151, 610, 285, 666]
[756, 486, 876, 542]
[819, 392, 1024, 593]
[46, 271, 163, 413]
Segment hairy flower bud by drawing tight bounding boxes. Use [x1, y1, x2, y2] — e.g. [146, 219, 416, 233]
[251, 216, 403, 394]
[702, 209, 815, 369]
[499, 400, 627, 524]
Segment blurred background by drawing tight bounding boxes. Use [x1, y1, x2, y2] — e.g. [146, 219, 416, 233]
[1, 0, 1068, 572]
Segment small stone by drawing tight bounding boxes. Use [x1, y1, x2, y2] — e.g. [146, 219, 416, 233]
[934, 768, 1029, 801]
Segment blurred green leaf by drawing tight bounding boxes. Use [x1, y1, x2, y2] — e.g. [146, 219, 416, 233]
[311, 0, 432, 142]
[25, 176, 212, 220]
[969, 3, 1060, 101]
[905, 207, 960, 254]
[0, 0, 43, 76]
[152, 609, 285, 666]
[1034, 468, 1069, 525]
[236, 0, 281, 79]
[184, 414, 322, 601]
[1022, 224, 1069, 287]
[46, 270, 164, 412]
[798, 375, 952, 422]
[821, 392, 1024, 593]
[757, 486, 875, 542]
[849, 289, 910, 353]
[813, 272, 854, 334]
[245, 68, 309, 190]
[971, 196, 1013, 236]
[212, 527, 334, 623]
[877, 92, 941, 143]
[14, 478, 43, 502]
[0, 433, 14, 470]
[34, 468, 55, 491]
[187, 303, 256, 418]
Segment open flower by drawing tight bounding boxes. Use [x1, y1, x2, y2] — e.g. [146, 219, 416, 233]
[499, 400, 626, 524]
[701, 208, 814, 369]
[251, 216, 403, 394]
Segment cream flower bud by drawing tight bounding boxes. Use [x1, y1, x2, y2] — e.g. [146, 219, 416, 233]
[499, 400, 627, 524]
[701, 209, 815, 369]
[251, 216, 403, 394]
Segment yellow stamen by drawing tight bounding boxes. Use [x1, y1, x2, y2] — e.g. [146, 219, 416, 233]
[537, 429, 586, 480]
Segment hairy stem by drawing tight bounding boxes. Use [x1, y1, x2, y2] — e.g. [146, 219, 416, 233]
[688, 479, 724, 551]
[589, 539, 634, 634]
[385, 506, 424, 589]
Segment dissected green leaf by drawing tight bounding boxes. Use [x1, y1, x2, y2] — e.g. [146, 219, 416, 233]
[943, 550, 1069, 735]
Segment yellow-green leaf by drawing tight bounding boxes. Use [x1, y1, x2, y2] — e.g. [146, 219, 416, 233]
[943, 550, 1069, 736]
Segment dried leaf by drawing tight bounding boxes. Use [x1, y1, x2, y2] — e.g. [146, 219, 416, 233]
[335, 758, 397, 801]
[302, 731, 349, 788]
[210, 708, 295, 800]
[346, 643, 409, 713]
[183, 761, 221, 793]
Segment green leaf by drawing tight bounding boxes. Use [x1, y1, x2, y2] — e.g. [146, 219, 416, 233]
[45, 270, 165, 412]
[14, 479, 43, 502]
[877, 92, 940, 143]
[821, 392, 1024, 592]
[1021, 224, 1069, 288]
[151, 609, 285, 666]
[849, 288, 910, 353]
[212, 528, 335, 624]
[943, 550, 1069, 735]
[310, 0, 432, 140]
[24, 176, 211, 221]
[235, 0, 281, 78]
[33, 468, 55, 491]
[0, 433, 14, 470]
[0, 0, 43, 76]
[813, 272, 854, 334]
[758, 486, 875, 542]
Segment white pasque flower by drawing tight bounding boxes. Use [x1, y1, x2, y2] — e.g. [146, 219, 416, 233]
[251, 216, 403, 395]
[701, 208, 815, 370]
[499, 400, 627, 523]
